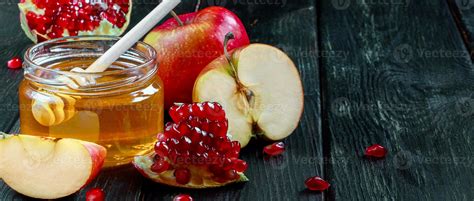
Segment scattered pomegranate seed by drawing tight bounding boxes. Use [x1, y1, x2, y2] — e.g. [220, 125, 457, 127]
[364, 144, 387, 158]
[7, 57, 22, 69]
[263, 142, 285, 156]
[305, 176, 330, 191]
[86, 188, 105, 201]
[173, 194, 193, 201]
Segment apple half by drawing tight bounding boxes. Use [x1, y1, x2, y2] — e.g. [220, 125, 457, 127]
[0, 133, 106, 199]
[193, 34, 304, 147]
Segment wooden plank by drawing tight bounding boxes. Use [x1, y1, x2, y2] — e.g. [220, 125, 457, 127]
[1, 0, 323, 200]
[448, 0, 474, 58]
[319, 0, 474, 200]
[0, 4, 31, 131]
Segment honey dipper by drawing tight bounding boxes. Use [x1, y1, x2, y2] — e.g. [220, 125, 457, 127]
[31, 0, 181, 126]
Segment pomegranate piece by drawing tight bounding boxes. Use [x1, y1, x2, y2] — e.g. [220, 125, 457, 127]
[263, 142, 285, 156]
[86, 188, 105, 201]
[173, 194, 193, 201]
[7, 57, 22, 69]
[18, 0, 132, 43]
[305, 176, 330, 191]
[133, 102, 248, 188]
[364, 144, 387, 158]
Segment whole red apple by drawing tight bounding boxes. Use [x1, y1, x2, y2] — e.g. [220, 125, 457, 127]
[144, 6, 250, 108]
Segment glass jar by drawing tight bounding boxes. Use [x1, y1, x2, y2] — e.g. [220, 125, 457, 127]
[19, 36, 164, 167]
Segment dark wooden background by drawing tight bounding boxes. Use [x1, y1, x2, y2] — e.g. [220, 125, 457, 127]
[0, 0, 473, 200]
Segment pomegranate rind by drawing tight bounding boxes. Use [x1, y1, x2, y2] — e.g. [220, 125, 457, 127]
[133, 154, 249, 189]
[18, 0, 132, 43]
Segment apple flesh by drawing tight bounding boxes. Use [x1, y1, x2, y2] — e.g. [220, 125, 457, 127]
[144, 6, 250, 108]
[193, 44, 304, 147]
[0, 134, 106, 199]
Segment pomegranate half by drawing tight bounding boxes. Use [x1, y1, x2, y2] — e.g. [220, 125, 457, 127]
[18, 0, 132, 43]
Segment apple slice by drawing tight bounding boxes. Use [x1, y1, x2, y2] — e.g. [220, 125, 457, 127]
[193, 33, 304, 147]
[0, 133, 106, 199]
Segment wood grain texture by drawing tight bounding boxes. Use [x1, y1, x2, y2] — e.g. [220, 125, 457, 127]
[319, 0, 474, 200]
[1, 0, 322, 200]
[0, 4, 30, 131]
[448, 0, 474, 58]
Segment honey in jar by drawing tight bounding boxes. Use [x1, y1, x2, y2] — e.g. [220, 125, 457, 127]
[19, 36, 163, 167]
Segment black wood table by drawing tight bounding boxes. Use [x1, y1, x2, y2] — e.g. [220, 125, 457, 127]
[0, 0, 473, 200]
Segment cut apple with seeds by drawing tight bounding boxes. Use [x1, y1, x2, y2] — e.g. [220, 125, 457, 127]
[0, 133, 106, 199]
[193, 33, 304, 147]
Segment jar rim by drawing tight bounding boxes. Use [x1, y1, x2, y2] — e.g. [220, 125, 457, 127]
[23, 35, 157, 77]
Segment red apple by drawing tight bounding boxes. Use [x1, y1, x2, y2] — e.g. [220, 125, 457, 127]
[144, 6, 250, 108]
[0, 134, 106, 199]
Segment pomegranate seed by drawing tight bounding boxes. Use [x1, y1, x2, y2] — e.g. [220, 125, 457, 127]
[151, 158, 170, 173]
[224, 169, 239, 180]
[174, 168, 191, 185]
[177, 136, 192, 151]
[155, 141, 169, 157]
[232, 159, 248, 172]
[263, 142, 285, 156]
[221, 158, 233, 171]
[173, 194, 193, 201]
[169, 104, 181, 122]
[7, 57, 22, 69]
[86, 188, 105, 201]
[187, 127, 202, 142]
[157, 133, 167, 141]
[364, 144, 387, 158]
[176, 122, 191, 134]
[305, 176, 330, 191]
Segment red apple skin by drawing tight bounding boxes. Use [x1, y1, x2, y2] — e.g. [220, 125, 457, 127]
[144, 6, 250, 108]
[81, 141, 107, 187]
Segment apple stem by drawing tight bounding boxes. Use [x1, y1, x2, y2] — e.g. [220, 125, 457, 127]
[170, 11, 184, 26]
[195, 0, 201, 12]
[223, 32, 256, 108]
[224, 32, 236, 72]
